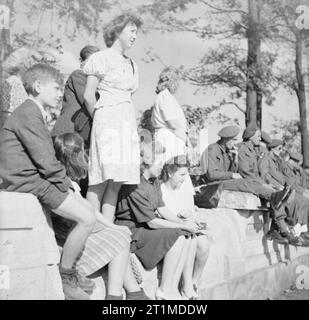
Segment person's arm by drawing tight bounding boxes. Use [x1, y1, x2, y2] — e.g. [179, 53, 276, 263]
[258, 153, 269, 179]
[147, 217, 198, 234]
[165, 119, 187, 143]
[238, 147, 259, 180]
[228, 149, 238, 173]
[268, 159, 286, 186]
[14, 109, 72, 192]
[156, 206, 184, 223]
[127, 185, 198, 234]
[70, 71, 88, 108]
[83, 75, 99, 118]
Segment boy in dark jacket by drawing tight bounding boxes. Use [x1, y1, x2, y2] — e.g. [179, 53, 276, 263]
[0, 64, 96, 300]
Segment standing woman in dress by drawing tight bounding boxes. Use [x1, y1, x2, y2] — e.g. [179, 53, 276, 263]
[83, 13, 142, 222]
[152, 66, 195, 198]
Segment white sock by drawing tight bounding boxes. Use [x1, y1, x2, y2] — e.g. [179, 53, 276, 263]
[294, 223, 302, 236]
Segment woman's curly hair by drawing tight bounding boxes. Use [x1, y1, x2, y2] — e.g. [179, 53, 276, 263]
[103, 12, 143, 48]
[160, 155, 190, 182]
[155, 66, 181, 94]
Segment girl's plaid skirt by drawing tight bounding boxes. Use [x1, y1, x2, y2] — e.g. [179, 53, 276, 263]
[76, 224, 131, 276]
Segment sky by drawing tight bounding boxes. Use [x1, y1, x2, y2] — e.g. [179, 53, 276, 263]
[7, 0, 303, 146]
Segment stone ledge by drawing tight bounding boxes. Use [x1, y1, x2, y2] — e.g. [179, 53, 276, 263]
[217, 190, 263, 210]
[1, 190, 308, 300]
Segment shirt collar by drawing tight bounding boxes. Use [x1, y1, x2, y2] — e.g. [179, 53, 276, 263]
[141, 174, 157, 185]
[246, 140, 255, 151]
[28, 97, 48, 124]
[217, 141, 226, 153]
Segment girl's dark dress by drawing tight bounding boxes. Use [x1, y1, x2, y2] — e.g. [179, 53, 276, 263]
[115, 175, 190, 270]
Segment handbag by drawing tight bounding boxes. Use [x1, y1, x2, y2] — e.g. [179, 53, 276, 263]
[194, 182, 223, 209]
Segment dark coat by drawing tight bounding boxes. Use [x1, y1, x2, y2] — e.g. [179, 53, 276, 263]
[0, 99, 72, 194]
[52, 69, 92, 147]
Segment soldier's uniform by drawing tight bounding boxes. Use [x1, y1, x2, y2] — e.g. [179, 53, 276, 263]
[266, 142, 309, 229]
[203, 142, 237, 182]
[200, 126, 273, 200]
[289, 151, 309, 189]
[281, 160, 305, 193]
[238, 140, 261, 180]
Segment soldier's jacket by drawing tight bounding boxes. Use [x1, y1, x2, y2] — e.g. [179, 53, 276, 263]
[255, 146, 284, 190]
[238, 141, 263, 182]
[267, 152, 286, 187]
[294, 165, 309, 189]
[280, 161, 305, 192]
[201, 142, 237, 182]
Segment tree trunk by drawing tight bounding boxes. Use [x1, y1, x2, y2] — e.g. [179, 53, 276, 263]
[246, 0, 262, 128]
[295, 32, 309, 168]
[0, 0, 11, 128]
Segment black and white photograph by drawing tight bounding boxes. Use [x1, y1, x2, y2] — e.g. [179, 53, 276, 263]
[1, 0, 309, 305]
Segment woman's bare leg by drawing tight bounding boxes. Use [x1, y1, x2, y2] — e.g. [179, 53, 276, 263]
[87, 182, 109, 211]
[158, 236, 186, 299]
[101, 181, 123, 222]
[181, 237, 197, 297]
[53, 193, 96, 269]
[107, 243, 131, 296]
[193, 236, 210, 286]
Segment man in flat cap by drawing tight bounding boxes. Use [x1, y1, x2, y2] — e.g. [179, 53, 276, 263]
[288, 151, 309, 189]
[200, 125, 241, 181]
[199, 125, 274, 200]
[280, 150, 307, 193]
[264, 141, 309, 244]
[256, 131, 276, 185]
[238, 123, 264, 180]
[238, 125, 306, 245]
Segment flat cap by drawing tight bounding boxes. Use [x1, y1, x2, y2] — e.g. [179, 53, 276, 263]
[218, 125, 240, 138]
[289, 150, 302, 162]
[268, 139, 283, 149]
[261, 131, 272, 144]
[242, 123, 258, 140]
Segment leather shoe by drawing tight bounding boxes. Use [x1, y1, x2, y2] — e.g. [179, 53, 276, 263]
[300, 234, 309, 246]
[300, 232, 309, 240]
[266, 230, 289, 245]
[282, 231, 303, 246]
[270, 184, 291, 210]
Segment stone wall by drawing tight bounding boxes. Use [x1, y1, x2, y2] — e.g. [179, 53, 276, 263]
[1, 190, 309, 300]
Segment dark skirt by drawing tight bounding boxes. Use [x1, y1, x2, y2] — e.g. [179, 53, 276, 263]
[130, 227, 191, 271]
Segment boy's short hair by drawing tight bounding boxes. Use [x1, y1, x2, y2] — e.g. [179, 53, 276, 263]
[22, 63, 63, 95]
[103, 12, 143, 48]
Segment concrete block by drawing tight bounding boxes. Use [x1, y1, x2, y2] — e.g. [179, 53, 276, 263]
[0, 191, 63, 300]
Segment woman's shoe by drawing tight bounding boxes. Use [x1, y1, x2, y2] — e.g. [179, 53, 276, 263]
[126, 289, 151, 300]
[181, 290, 198, 300]
[155, 288, 183, 300]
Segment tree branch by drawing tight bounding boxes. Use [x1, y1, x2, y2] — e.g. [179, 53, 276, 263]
[200, 0, 247, 15]
[219, 101, 246, 114]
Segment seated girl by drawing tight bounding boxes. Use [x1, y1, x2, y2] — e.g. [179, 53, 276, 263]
[160, 155, 211, 299]
[115, 143, 200, 300]
[52, 132, 149, 300]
